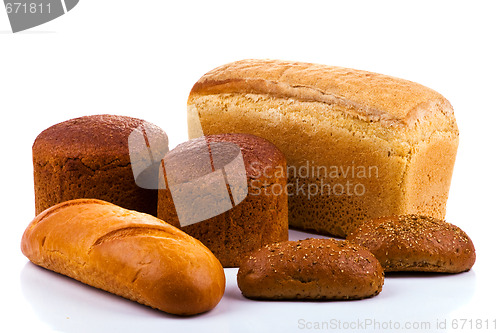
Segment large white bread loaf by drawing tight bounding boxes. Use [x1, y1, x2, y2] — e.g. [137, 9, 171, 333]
[187, 59, 459, 237]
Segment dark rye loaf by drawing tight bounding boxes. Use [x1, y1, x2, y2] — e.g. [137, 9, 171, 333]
[33, 114, 165, 216]
[157, 133, 288, 267]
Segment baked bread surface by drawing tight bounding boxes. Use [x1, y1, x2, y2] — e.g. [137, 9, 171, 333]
[190, 59, 453, 125]
[158, 133, 288, 267]
[21, 199, 226, 316]
[188, 59, 459, 237]
[237, 238, 384, 300]
[346, 214, 475, 273]
[33, 114, 165, 216]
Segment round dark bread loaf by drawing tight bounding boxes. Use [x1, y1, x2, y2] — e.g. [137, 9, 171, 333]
[157, 133, 288, 268]
[33, 115, 166, 216]
[237, 238, 384, 300]
[346, 214, 476, 273]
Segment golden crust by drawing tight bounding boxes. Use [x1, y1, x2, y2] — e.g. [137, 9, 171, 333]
[21, 199, 226, 316]
[190, 59, 454, 126]
[346, 214, 476, 273]
[187, 60, 459, 237]
[237, 238, 384, 300]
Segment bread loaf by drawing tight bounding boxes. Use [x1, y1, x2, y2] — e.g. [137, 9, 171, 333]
[157, 133, 288, 267]
[21, 199, 225, 315]
[33, 114, 168, 216]
[188, 59, 459, 237]
[346, 214, 475, 273]
[237, 238, 384, 300]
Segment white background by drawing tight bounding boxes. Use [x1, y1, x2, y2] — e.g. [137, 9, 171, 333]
[1, 1, 499, 332]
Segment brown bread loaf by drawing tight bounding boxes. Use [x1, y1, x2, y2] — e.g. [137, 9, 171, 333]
[237, 238, 384, 300]
[346, 214, 475, 273]
[188, 59, 459, 237]
[21, 199, 225, 316]
[157, 133, 288, 268]
[33, 114, 167, 216]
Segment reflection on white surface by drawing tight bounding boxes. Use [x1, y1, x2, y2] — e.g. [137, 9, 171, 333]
[20, 263, 232, 333]
[19, 230, 477, 333]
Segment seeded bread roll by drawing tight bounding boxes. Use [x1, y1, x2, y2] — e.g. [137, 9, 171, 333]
[237, 238, 384, 300]
[157, 133, 288, 267]
[346, 214, 475, 273]
[188, 59, 459, 237]
[33, 114, 167, 216]
[21, 199, 225, 316]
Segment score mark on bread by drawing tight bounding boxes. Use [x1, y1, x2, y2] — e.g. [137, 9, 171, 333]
[159, 137, 248, 227]
[158, 133, 288, 267]
[128, 122, 169, 190]
[21, 199, 226, 316]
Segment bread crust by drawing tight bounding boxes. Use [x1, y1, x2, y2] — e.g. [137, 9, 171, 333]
[237, 238, 384, 300]
[190, 59, 454, 126]
[33, 115, 165, 216]
[157, 133, 288, 267]
[346, 214, 475, 273]
[21, 199, 226, 316]
[188, 59, 459, 237]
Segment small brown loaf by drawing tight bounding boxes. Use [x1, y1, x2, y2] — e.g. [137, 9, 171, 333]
[188, 59, 459, 237]
[21, 199, 225, 316]
[237, 238, 384, 300]
[33, 114, 166, 216]
[157, 133, 288, 267]
[346, 214, 475, 273]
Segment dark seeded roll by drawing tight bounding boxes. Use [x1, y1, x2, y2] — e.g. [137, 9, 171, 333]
[346, 214, 476, 273]
[33, 115, 166, 216]
[237, 238, 384, 300]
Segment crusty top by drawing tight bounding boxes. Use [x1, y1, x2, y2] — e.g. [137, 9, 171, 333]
[33, 114, 166, 169]
[162, 133, 286, 184]
[237, 238, 384, 300]
[189, 59, 453, 126]
[21, 198, 226, 315]
[22, 198, 192, 258]
[347, 214, 476, 273]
